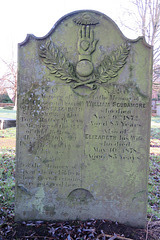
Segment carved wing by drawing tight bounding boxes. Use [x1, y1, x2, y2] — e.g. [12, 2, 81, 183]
[96, 43, 130, 83]
[39, 41, 79, 83]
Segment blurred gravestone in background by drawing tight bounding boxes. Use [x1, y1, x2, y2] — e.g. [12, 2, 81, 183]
[15, 10, 152, 227]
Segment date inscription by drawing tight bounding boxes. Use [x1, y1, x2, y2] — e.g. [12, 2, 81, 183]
[17, 85, 149, 190]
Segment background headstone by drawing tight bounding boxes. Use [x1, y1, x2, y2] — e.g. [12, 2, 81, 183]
[15, 10, 152, 227]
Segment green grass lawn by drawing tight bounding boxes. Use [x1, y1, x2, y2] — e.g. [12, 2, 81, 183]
[0, 150, 15, 218]
[0, 117, 160, 221]
[0, 107, 16, 119]
[151, 116, 160, 139]
[148, 155, 160, 219]
[0, 127, 16, 138]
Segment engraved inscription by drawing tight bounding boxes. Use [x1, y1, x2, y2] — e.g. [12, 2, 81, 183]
[18, 84, 148, 191]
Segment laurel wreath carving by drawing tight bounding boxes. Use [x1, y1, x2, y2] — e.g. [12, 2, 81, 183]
[96, 43, 130, 83]
[39, 41, 80, 83]
[39, 41, 130, 89]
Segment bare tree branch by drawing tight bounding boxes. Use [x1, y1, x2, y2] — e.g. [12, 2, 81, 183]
[0, 58, 17, 107]
[120, 0, 160, 86]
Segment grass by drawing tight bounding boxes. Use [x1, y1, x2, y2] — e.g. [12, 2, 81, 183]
[0, 127, 16, 138]
[148, 116, 160, 220]
[0, 107, 16, 119]
[148, 155, 160, 219]
[0, 150, 15, 218]
[0, 117, 160, 221]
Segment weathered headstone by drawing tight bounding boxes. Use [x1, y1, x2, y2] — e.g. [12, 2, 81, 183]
[0, 118, 16, 130]
[15, 10, 152, 227]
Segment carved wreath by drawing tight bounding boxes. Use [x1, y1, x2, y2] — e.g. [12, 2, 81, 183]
[39, 41, 130, 90]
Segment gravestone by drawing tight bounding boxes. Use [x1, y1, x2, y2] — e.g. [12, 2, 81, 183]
[0, 118, 16, 130]
[15, 10, 152, 227]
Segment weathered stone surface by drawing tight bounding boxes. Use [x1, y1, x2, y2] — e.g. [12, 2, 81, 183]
[15, 10, 152, 227]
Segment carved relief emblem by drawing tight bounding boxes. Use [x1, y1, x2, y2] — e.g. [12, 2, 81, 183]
[39, 13, 130, 94]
